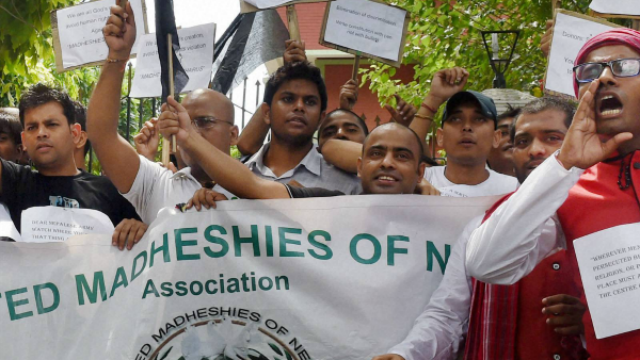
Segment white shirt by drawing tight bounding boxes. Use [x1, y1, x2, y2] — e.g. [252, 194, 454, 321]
[424, 166, 518, 197]
[122, 156, 233, 224]
[389, 217, 480, 360]
[0, 203, 20, 241]
[465, 153, 584, 285]
[246, 144, 362, 195]
[388, 164, 519, 360]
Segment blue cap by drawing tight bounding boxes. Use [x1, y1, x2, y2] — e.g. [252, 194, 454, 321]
[441, 90, 498, 128]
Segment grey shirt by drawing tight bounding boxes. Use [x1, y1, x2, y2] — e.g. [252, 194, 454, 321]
[245, 143, 362, 195]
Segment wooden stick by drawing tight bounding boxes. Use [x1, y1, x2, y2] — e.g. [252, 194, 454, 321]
[120, 0, 128, 9]
[287, 5, 301, 42]
[162, 33, 175, 167]
[352, 53, 361, 81]
[552, 0, 559, 15]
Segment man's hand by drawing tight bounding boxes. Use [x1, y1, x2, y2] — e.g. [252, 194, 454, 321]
[542, 294, 587, 335]
[186, 188, 229, 211]
[541, 19, 554, 58]
[372, 354, 405, 360]
[339, 79, 359, 110]
[134, 118, 160, 160]
[157, 96, 196, 144]
[112, 218, 148, 251]
[415, 178, 440, 196]
[557, 80, 633, 169]
[385, 94, 417, 126]
[424, 67, 469, 110]
[103, 2, 136, 60]
[284, 39, 307, 64]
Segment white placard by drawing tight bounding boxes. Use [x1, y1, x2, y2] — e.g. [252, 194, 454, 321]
[590, 0, 640, 16]
[574, 223, 640, 339]
[243, 0, 296, 9]
[323, 0, 406, 62]
[20, 206, 115, 243]
[56, 0, 147, 69]
[545, 11, 616, 98]
[0, 195, 499, 360]
[130, 23, 216, 98]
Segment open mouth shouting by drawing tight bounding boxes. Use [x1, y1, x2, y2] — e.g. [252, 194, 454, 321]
[374, 173, 400, 185]
[597, 93, 624, 118]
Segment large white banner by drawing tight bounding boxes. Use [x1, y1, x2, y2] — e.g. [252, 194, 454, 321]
[0, 195, 497, 360]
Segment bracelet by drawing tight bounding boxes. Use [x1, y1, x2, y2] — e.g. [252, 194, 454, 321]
[414, 113, 434, 121]
[420, 102, 438, 114]
[106, 57, 126, 63]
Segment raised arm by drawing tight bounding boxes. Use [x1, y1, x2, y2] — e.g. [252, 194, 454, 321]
[411, 67, 469, 141]
[320, 139, 362, 174]
[158, 96, 289, 199]
[87, 3, 140, 193]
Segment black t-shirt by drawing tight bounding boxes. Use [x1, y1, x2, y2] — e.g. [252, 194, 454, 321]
[1, 160, 140, 232]
[285, 184, 344, 198]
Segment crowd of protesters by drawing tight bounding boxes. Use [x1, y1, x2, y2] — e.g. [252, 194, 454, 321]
[2, 2, 640, 359]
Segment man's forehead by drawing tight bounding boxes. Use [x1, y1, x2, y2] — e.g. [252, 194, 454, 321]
[24, 102, 65, 122]
[276, 79, 320, 97]
[365, 128, 419, 153]
[584, 45, 640, 62]
[515, 111, 567, 135]
[323, 114, 360, 128]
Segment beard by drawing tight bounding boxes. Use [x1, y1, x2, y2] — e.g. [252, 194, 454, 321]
[272, 128, 315, 148]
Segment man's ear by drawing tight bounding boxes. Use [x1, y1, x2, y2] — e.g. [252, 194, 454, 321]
[436, 128, 444, 147]
[493, 129, 501, 148]
[229, 125, 240, 146]
[20, 132, 26, 151]
[76, 131, 88, 150]
[356, 157, 363, 178]
[417, 161, 427, 179]
[70, 123, 82, 145]
[262, 103, 271, 126]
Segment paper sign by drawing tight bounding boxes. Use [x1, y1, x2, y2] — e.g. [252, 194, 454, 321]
[590, 0, 640, 16]
[574, 223, 640, 339]
[20, 206, 115, 243]
[53, 0, 148, 71]
[544, 10, 618, 98]
[320, 0, 408, 66]
[130, 23, 216, 98]
[240, 0, 329, 13]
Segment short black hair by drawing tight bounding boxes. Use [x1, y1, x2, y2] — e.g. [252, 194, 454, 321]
[497, 104, 521, 122]
[0, 111, 22, 146]
[362, 122, 424, 160]
[263, 61, 328, 113]
[320, 109, 369, 136]
[510, 97, 576, 143]
[19, 83, 76, 127]
[73, 101, 91, 156]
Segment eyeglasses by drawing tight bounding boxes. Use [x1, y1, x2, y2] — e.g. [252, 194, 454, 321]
[191, 116, 234, 130]
[573, 58, 640, 83]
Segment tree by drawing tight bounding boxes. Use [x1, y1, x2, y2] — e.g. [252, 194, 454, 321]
[362, 0, 594, 126]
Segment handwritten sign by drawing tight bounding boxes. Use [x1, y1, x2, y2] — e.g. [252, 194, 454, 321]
[320, 0, 408, 67]
[20, 207, 115, 243]
[52, 0, 148, 72]
[590, 0, 640, 17]
[574, 223, 640, 339]
[544, 10, 619, 98]
[130, 23, 216, 98]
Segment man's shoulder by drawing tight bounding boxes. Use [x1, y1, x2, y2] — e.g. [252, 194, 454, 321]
[1, 159, 35, 177]
[487, 170, 519, 187]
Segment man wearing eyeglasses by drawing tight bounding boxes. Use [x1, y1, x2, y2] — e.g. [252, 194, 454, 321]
[87, 4, 237, 224]
[465, 29, 640, 359]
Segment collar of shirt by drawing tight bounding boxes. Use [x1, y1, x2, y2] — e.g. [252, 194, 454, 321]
[245, 143, 321, 179]
[169, 166, 199, 182]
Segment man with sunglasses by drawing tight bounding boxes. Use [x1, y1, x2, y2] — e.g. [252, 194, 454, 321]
[466, 28, 640, 359]
[87, 4, 237, 224]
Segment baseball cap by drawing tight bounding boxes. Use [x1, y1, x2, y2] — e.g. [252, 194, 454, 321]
[441, 90, 498, 128]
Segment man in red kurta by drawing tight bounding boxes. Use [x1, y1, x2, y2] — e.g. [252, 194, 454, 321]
[466, 29, 640, 360]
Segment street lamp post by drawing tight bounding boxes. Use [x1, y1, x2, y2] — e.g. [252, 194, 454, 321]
[481, 30, 520, 89]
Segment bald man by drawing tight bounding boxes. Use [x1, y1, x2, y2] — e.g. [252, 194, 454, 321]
[88, 4, 238, 223]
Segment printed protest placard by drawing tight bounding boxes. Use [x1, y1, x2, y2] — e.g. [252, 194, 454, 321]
[20, 207, 115, 243]
[52, 0, 148, 72]
[239, 0, 329, 13]
[0, 195, 499, 360]
[544, 10, 619, 98]
[574, 223, 640, 339]
[130, 23, 216, 98]
[590, 0, 640, 18]
[320, 0, 409, 67]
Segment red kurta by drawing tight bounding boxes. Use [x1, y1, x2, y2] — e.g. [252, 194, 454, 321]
[558, 152, 640, 359]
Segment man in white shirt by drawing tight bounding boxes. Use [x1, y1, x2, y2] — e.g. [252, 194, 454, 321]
[88, 4, 237, 224]
[373, 97, 586, 360]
